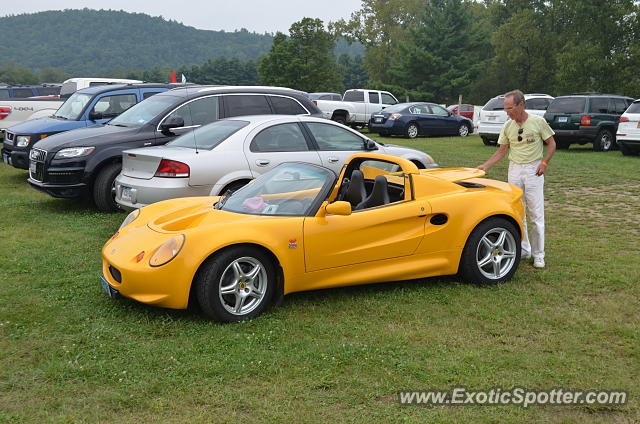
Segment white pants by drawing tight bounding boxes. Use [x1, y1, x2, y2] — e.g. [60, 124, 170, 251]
[508, 161, 545, 259]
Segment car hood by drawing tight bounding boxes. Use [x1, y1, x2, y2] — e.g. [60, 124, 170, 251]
[8, 116, 85, 135]
[33, 124, 143, 151]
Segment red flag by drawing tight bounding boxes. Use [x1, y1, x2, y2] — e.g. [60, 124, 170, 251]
[170, 71, 177, 83]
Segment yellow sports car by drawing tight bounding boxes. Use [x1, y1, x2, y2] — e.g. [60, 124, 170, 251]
[101, 153, 524, 322]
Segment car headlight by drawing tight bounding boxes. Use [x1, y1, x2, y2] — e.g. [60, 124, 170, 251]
[150, 234, 185, 267]
[15, 135, 31, 147]
[55, 146, 95, 159]
[118, 209, 140, 230]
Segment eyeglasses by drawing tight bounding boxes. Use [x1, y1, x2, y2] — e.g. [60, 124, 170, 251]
[517, 128, 523, 142]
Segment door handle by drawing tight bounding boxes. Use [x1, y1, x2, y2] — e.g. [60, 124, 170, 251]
[327, 156, 339, 163]
[256, 159, 270, 166]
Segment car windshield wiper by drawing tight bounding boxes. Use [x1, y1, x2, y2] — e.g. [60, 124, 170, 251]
[109, 123, 128, 127]
[53, 115, 68, 120]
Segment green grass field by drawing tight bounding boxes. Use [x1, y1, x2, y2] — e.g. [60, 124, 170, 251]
[1, 134, 638, 423]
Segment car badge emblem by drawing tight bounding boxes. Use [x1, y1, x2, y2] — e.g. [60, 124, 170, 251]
[288, 238, 297, 249]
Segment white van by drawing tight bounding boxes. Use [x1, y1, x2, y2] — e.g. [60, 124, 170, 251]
[477, 93, 554, 145]
[60, 78, 143, 98]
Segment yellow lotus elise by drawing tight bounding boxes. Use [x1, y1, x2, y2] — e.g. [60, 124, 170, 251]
[101, 153, 524, 322]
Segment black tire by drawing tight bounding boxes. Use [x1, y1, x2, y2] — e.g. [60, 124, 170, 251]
[481, 136, 497, 146]
[459, 217, 521, 285]
[332, 115, 347, 125]
[405, 123, 419, 139]
[220, 180, 249, 196]
[196, 246, 276, 322]
[458, 123, 470, 137]
[619, 142, 638, 156]
[593, 129, 614, 152]
[556, 139, 570, 150]
[93, 162, 122, 212]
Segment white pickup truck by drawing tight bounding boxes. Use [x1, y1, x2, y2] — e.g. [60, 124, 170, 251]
[314, 89, 399, 126]
[0, 77, 142, 132]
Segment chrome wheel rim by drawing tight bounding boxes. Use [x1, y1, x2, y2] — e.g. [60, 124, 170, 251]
[459, 125, 469, 136]
[408, 125, 418, 138]
[218, 256, 268, 316]
[600, 133, 612, 150]
[476, 227, 517, 280]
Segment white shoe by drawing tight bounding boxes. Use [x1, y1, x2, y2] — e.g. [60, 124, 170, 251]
[522, 251, 531, 259]
[533, 258, 545, 268]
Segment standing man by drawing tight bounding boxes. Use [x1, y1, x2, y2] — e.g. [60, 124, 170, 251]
[477, 90, 556, 268]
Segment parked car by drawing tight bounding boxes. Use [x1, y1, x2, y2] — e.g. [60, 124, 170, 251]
[59, 77, 142, 98]
[478, 93, 554, 145]
[115, 115, 438, 209]
[308, 92, 342, 102]
[101, 152, 524, 322]
[616, 99, 640, 156]
[544, 93, 635, 151]
[2, 83, 172, 170]
[368, 102, 473, 138]
[447, 104, 475, 120]
[314, 89, 398, 126]
[27, 85, 322, 211]
[0, 84, 61, 100]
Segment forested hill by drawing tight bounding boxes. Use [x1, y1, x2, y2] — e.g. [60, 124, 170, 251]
[0, 9, 363, 76]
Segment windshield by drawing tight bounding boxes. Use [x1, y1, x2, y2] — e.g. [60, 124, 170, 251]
[483, 98, 504, 111]
[219, 163, 334, 216]
[109, 95, 178, 127]
[547, 97, 586, 114]
[168, 120, 249, 150]
[54, 93, 92, 120]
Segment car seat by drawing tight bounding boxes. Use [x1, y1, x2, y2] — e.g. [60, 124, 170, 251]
[356, 175, 390, 210]
[343, 169, 366, 208]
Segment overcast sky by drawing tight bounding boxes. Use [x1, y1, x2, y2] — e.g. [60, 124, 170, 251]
[2, 0, 364, 33]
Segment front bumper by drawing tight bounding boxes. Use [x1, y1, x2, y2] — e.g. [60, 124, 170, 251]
[28, 177, 88, 198]
[2, 147, 29, 169]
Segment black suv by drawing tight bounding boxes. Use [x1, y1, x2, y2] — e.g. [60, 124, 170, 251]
[27, 86, 322, 211]
[544, 94, 634, 151]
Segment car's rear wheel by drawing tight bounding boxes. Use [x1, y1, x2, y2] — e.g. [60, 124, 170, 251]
[593, 129, 614, 151]
[405, 123, 419, 139]
[93, 162, 121, 212]
[458, 123, 470, 137]
[459, 217, 520, 285]
[481, 136, 497, 146]
[619, 142, 638, 156]
[332, 114, 347, 125]
[196, 246, 276, 322]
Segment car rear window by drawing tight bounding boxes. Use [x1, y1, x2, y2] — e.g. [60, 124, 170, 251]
[483, 98, 504, 111]
[627, 102, 640, 113]
[589, 97, 610, 114]
[343, 91, 365, 102]
[547, 97, 586, 114]
[525, 98, 551, 110]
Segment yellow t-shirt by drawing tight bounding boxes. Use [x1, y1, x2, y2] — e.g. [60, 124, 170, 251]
[498, 114, 555, 164]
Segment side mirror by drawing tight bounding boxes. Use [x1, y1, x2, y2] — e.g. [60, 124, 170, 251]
[325, 201, 352, 216]
[89, 110, 103, 120]
[160, 116, 185, 133]
[364, 139, 377, 151]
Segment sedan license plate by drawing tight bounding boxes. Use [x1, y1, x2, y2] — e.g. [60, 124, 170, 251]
[374, 117, 383, 123]
[120, 186, 133, 202]
[100, 276, 120, 299]
[558, 116, 568, 123]
[487, 116, 496, 121]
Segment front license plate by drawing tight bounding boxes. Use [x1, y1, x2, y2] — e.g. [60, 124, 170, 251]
[558, 116, 568, 123]
[120, 186, 132, 202]
[29, 160, 37, 173]
[100, 276, 120, 299]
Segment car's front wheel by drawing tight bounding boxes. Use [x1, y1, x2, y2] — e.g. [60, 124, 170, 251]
[459, 217, 521, 285]
[481, 136, 497, 146]
[93, 162, 122, 212]
[405, 123, 419, 139]
[196, 246, 276, 322]
[593, 129, 614, 152]
[458, 123, 470, 137]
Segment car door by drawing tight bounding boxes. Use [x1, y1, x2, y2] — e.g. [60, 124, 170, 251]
[244, 121, 322, 177]
[86, 90, 139, 125]
[430, 104, 458, 135]
[303, 121, 373, 174]
[155, 95, 221, 146]
[413, 104, 438, 135]
[303, 161, 430, 272]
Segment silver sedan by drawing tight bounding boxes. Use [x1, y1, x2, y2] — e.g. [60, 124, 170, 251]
[115, 115, 438, 208]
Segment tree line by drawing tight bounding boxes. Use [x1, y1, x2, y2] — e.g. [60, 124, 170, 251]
[2, 2, 639, 105]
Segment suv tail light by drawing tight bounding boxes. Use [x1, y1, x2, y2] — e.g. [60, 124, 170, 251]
[581, 115, 591, 126]
[0, 107, 11, 120]
[312, 100, 317, 105]
[619, 116, 629, 122]
[154, 159, 189, 178]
